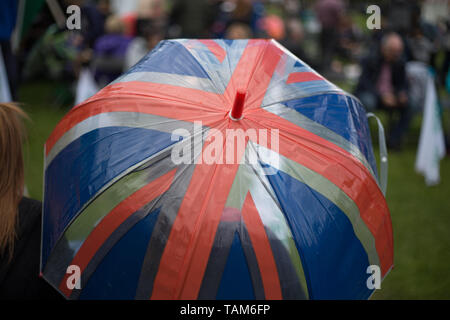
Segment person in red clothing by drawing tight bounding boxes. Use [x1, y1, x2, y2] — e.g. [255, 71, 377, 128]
[0, 103, 61, 300]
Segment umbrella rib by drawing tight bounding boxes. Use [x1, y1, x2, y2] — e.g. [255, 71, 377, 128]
[98, 90, 223, 113]
[43, 140, 179, 259]
[243, 40, 270, 99]
[255, 90, 348, 111]
[242, 115, 391, 275]
[243, 114, 377, 190]
[184, 39, 226, 102]
[247, 101, 379, 183]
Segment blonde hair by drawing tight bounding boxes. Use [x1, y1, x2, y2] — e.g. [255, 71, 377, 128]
[105, 15, 125, 34]
[0, 103, 28, 259]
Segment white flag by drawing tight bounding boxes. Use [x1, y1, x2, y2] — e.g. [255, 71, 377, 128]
[0, 47, 12, 102]
[415, 70, 446, 186]
[75, 68, 99, 105]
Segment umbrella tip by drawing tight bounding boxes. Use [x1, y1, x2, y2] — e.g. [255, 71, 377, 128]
[229, 90, 246, 121]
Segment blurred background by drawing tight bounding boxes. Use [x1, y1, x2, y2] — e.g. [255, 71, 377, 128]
[1, 0, 449, 299]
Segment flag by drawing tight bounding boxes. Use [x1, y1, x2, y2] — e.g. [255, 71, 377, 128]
[415, 69, 446, 185]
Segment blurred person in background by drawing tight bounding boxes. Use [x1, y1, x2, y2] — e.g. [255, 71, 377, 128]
[137, 0, 167, 21]
[336, 13, 363, 62]
[386, 0, 418, 37]
[259, 14, 285, 40]
[125, 20, 165, 70]
[404, 3, 439, 66]
[60, 0, 109, 57]
[134, 0, 168, 37]
[210, 0, 265, 38]
[92, 15, 132, 87]
[169, 0, 216, 38]
[419, 0, 450, 87]
[77, 0, 111, 48]
[225, 22, 253, 39]
[314, 0, 345, 74]
[281, 18, 308, 63]
[406, 25, 435, 65]
[0, 103, 61, 299]
[355, 32, 410, 150]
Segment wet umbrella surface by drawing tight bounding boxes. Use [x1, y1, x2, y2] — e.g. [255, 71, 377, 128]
[41, 39, 393, 300]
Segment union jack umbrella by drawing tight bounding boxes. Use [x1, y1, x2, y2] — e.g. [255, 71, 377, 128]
[41, 39, 393, 299]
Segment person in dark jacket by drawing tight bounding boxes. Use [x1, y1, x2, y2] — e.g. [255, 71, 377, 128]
[0, 103, 61, 300]
[355, 32, 411, 150]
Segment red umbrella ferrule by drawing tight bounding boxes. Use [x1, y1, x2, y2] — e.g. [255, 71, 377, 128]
[229, 90, 246, 121]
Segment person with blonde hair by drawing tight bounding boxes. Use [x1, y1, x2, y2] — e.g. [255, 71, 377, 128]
[92, 15, 132, 87]
[0, 103, 60, 299]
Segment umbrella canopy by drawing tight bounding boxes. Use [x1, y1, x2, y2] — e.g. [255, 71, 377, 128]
[41, 39, 393, 300]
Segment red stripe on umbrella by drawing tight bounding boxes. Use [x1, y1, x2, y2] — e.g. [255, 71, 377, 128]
[242, 192, 283, 300]
[286, 72, 324, 84]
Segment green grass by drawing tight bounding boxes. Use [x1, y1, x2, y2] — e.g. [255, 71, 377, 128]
[20, 81, 70, 200]
[18, 81, 450, 299]
[372, 148, 450, 299]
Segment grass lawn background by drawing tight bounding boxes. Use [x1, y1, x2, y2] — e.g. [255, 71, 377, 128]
[18, 80, 450, 299]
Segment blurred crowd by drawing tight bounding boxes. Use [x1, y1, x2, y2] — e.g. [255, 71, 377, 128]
[1, 0, 450, 150]
[1, 0, 450, 300]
